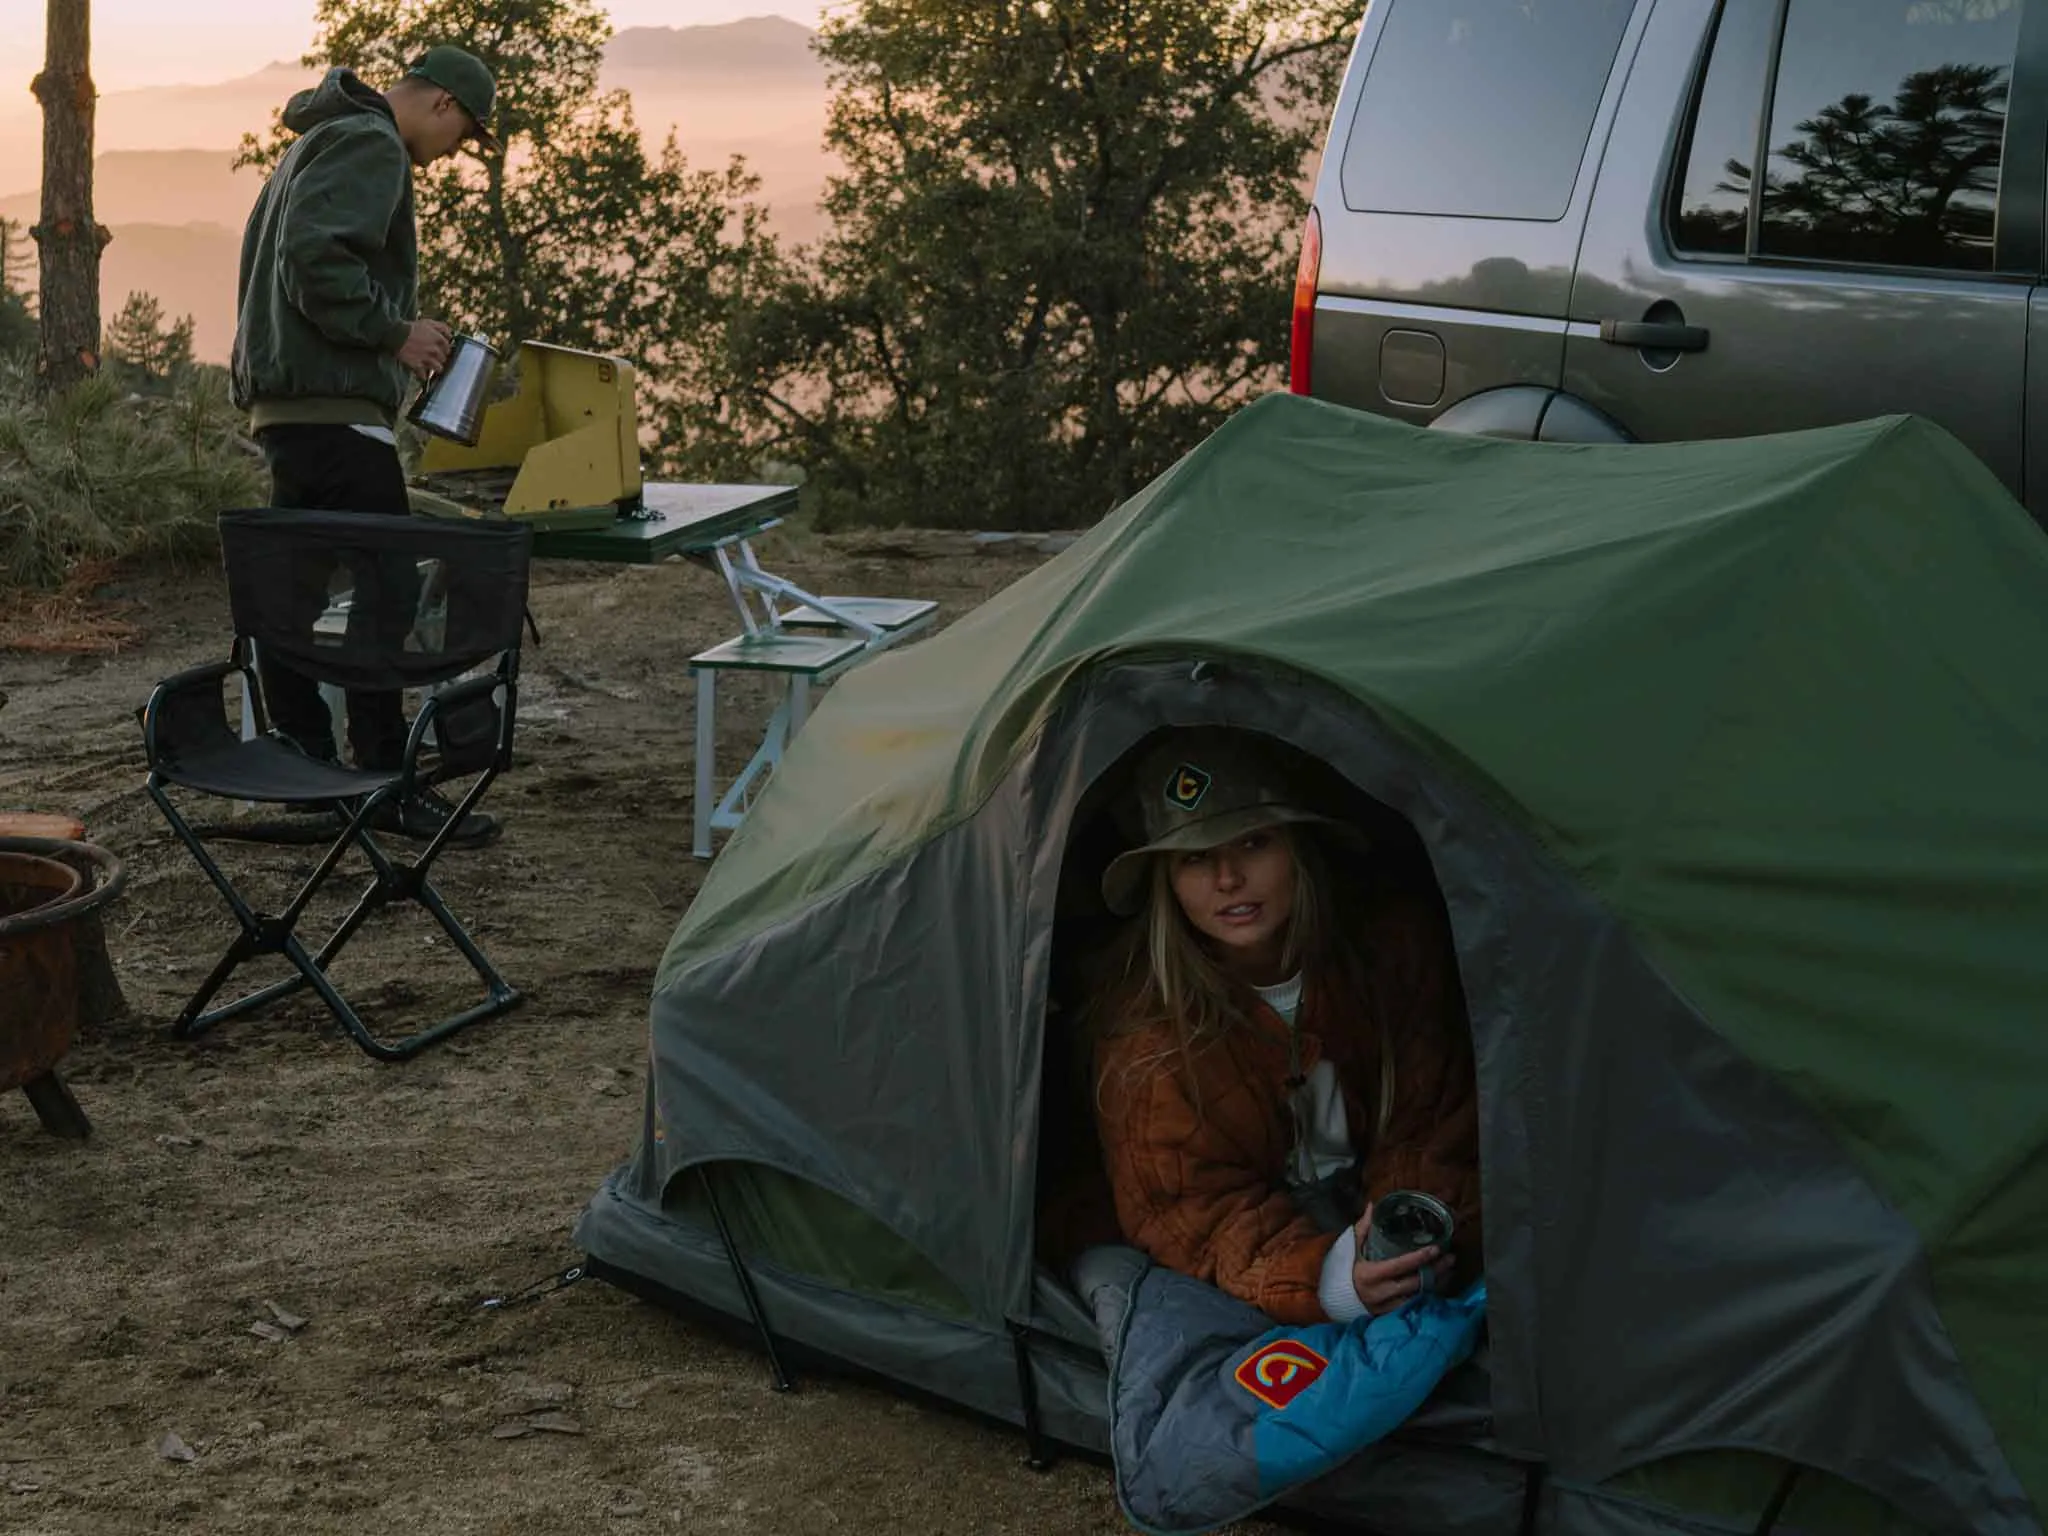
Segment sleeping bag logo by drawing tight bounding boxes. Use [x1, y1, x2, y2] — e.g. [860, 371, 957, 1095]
[1165, 763, 1211, 813]
[1234, 1340, 1328, 1411]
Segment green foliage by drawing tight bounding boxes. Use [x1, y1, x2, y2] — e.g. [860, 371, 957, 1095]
[0, 218, 34, 360]
[220, 0, 1356, 529]
[105, 290, 198, 393]
[0, 290, 32, 361]
[723, 0, 1357, 530]
[0, 360, 262, 590]
[239, 0, 783, 479]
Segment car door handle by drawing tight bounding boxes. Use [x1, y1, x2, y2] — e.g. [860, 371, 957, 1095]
[1600, 319, 1710, 352]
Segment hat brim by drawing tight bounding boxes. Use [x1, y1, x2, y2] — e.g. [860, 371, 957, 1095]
[1100, 805, 1358, 917]
[465, 118, 502, 154]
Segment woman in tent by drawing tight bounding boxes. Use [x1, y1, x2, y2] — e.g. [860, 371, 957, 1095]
[1089, 729, 1481, 1325]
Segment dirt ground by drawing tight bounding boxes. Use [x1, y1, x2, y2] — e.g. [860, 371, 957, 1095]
[0, 528, 1288, 1535]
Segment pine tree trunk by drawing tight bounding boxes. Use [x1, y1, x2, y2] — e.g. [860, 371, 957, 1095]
[31, 0, 108, 394]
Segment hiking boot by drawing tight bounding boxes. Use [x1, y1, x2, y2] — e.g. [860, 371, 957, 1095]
[364, 785, 501, 848]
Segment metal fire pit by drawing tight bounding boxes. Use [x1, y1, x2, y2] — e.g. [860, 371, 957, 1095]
[0, 836, 127, 1138]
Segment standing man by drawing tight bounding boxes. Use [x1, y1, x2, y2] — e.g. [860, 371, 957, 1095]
[231, 45, 503, 845]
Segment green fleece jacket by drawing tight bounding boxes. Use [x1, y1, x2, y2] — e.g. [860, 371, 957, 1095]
[231, 69, 419, 429]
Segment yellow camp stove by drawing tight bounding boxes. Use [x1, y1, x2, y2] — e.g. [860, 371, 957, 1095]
[410, 340, 644, 532]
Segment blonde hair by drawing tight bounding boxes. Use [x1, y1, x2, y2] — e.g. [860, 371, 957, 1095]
[1099, 825, 1397, 1138]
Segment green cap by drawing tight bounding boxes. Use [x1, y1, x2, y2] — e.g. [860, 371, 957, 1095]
[406, 45, 501, 152]
[1099, 729, 1357, 916]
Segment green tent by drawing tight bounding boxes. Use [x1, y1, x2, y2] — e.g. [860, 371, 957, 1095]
[578, 395, 2048, 1534]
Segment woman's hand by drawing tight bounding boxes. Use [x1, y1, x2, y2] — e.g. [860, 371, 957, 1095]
[1349, 1207, 1455, 1314]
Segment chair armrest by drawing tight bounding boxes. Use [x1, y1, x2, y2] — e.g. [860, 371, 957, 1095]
[140, 652, 254, 771]
[407, 672, 517, 777]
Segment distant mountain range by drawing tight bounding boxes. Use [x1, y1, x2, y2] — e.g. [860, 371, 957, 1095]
[0, 18, 831, 362]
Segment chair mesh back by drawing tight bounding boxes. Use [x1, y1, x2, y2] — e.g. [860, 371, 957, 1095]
[219, 508, 532, 692]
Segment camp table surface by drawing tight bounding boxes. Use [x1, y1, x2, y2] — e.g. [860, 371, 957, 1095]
[529, 483, 801, 564]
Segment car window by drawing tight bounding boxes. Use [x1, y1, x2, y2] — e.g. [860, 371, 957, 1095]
[1339, 0, 1639, 222]
[1672, 0, 1778, 256]
[1673, 0, 2026, 272]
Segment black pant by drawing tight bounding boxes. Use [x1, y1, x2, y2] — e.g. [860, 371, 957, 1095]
[255, 424, 412, 770]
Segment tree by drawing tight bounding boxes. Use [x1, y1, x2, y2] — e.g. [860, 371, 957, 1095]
[31, 0, 110, 393]
[105, 290, 196, 391]
[722, 0, 1358, 530]
[239, 0, 780, 475]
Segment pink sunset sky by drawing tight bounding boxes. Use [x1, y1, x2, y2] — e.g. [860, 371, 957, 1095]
[2, 1, 831, 95]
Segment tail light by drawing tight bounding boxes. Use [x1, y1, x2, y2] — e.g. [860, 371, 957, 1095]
[1288, 205, 1322, 396]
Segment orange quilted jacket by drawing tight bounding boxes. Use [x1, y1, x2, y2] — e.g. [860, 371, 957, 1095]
[1091, 893, 1482, 1324]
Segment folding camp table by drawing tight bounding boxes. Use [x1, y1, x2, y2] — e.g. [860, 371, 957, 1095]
[532, 483, 937, 858]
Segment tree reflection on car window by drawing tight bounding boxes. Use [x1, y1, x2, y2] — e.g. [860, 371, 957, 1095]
[1672, 0, 2023, 272]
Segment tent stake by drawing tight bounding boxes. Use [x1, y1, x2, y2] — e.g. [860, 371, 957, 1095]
[698, 1167, 796, 1393]
[1008, 1322, 1055, 1472]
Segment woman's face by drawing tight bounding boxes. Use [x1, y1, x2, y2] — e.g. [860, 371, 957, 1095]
[1167, 826, 1297, 975]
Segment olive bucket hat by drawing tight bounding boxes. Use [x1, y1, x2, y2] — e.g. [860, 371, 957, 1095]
[1099, 729, 1361, 916]
[407, 44, 502, 153]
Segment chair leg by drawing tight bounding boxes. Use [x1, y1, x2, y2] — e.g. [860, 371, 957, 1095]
[152, 779, 286, 1036]
[289, 831, 521, 1061]
[353, 804, 521, 1058]
[404, 762, 502, 868]
[149, 780, 520, 1061]
[172, 929, 278, 1035]
[416, 880, 517, 996]
[300, 910, 515, 1064]
[320, 830, 523, 1060]
[150, 781, 264, 933]
[157, 782, 380, 1039]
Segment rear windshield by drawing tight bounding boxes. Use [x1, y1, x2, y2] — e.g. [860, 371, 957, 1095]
[1340, 0, 1639, 222]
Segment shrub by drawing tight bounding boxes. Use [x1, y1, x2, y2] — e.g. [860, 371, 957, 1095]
[0, 357, 261, 590]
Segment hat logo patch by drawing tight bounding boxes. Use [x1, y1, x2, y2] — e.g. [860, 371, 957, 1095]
[1165, 764, 1211, 813]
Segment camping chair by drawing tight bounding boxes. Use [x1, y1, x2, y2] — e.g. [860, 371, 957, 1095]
[140, 507, 533, 1062]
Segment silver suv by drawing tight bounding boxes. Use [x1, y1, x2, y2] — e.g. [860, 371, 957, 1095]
[1292, 0, 2048, 523]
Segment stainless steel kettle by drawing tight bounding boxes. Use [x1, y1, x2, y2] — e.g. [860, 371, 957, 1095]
[407, 333, 500, 447]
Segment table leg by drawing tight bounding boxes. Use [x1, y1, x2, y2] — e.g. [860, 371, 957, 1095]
[694, 665, 717, 860]
[725, 541, 884, 643]
[711, 693, 789, 836]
